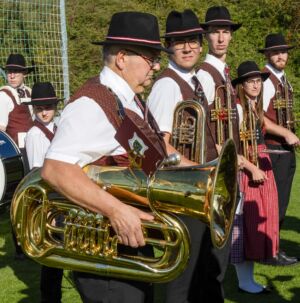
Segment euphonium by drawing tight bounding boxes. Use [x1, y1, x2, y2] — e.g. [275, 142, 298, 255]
[171, 93, 206, 164]
[239, 101, 259, 167]
[11, 140, 237, 283]
[211, 80, 236, 145]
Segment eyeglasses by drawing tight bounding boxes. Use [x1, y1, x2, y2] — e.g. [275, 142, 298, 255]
[245, 78, 262, 85]
[124, 49, 161, 68]
[171, 39, 201, 50]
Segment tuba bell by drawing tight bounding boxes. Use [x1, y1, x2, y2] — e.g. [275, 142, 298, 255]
[11, 140, 237, 283]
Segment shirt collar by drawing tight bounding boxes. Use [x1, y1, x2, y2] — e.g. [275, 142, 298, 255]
[168, 60, 196, 85]
[99, 66, 135, 104]
[204, 53, 226, 78]
[266, 63, 284, 81]
[35, 119, 55, 131]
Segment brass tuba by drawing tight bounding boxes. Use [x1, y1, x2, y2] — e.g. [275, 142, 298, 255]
[239, 101, 259, 167]
[11, 140, 237, 283]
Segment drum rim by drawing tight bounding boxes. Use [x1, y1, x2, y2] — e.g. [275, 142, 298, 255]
[0, 130, 22, 159]
[0, 131, 25, 204]
[0, 159, 7, 202]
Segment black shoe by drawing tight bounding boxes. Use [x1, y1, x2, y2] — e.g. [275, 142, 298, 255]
[14, 252, 27, 261]
[238, 286, 272, 294]
[268, 252, 298, 266]
[279, 250, 299, 262]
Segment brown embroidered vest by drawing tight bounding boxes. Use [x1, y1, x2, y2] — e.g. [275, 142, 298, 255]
[263, 66, 289, 145]
[155, 68, 218, 162]
[1, 87, 33, 145]
[199, 62, 240, 154]
[68, 76, 166, 168]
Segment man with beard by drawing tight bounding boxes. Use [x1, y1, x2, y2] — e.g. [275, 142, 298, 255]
[259, 33, 300, 265]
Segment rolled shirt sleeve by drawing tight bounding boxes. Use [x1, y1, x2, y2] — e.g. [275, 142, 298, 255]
[25, 127, 51, 169]
[46, 97, 124, 168]
[147, 77, 182, 134]
[263, 78, 275, 112]
[0, 91, 14, 128]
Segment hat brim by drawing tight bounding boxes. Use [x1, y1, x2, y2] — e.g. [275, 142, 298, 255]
[200, 21, 242, 32]
[92, 39, 173, 54]
[258, 45, 295, 53]
[232, 71, 270, 87]
[162, 28, 205, 38]
[3, 66, 35, 74]
[25, 98, 62, 106]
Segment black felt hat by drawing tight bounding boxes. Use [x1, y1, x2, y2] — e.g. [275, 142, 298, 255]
[3, 54, 34, 74]
[27, 82, 62, 106]
[200, 6, 241, 31]
[92, 11, 171, 53]
[232, 61, 270, 86]
[258, 33, 295, 53]
[163, 9, 205, 38]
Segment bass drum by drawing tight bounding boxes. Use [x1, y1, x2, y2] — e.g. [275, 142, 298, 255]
[0, 131, 24, 207]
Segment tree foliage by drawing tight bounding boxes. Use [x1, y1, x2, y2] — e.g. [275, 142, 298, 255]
[66, 0, 300, 105]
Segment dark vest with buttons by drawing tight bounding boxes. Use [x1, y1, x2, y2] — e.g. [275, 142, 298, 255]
[0, 87, 33, 145]
[155, 68, 218, 162]
[199, 62, 240, 154]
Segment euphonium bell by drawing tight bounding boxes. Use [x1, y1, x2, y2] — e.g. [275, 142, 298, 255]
[11, 139, 237, 283]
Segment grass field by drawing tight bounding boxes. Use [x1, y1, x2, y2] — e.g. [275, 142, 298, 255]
[1, 156, 299, 303]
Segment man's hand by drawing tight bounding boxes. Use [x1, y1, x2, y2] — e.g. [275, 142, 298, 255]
[42, 159, 154, 249]
[110, 204, 154, 247]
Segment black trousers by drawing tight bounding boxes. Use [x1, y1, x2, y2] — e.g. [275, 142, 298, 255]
[73, 246, 153, 303]
[11, 148, 29, 256]
[164, 216, 231, 303]
[40, 266, 63, 303]
[190, 227, 231, 303]
[267, 144, 296, 228]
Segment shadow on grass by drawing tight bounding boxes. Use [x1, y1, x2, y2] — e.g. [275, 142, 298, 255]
[225, 263, 300, 303]
[0, 209, 40, 303]
[281, 215, 300, 235]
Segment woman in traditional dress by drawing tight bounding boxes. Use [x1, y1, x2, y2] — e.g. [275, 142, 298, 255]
[231, 61, 279, 294]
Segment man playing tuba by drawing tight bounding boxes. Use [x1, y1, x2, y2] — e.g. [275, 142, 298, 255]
[41, 11, 170, 303]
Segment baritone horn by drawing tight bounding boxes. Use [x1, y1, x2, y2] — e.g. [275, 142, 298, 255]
[171, 97, 206, 164]
[11, 139, 237, 283]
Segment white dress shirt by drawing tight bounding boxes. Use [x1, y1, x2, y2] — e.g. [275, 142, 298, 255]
[196, 54, 226, 105]
[147, 61, 196, 133]
[25, 121, 56, 169]
[46, 66, 143, 168]
[262, 63, 287, 112]
[0, 84, 32, 128]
